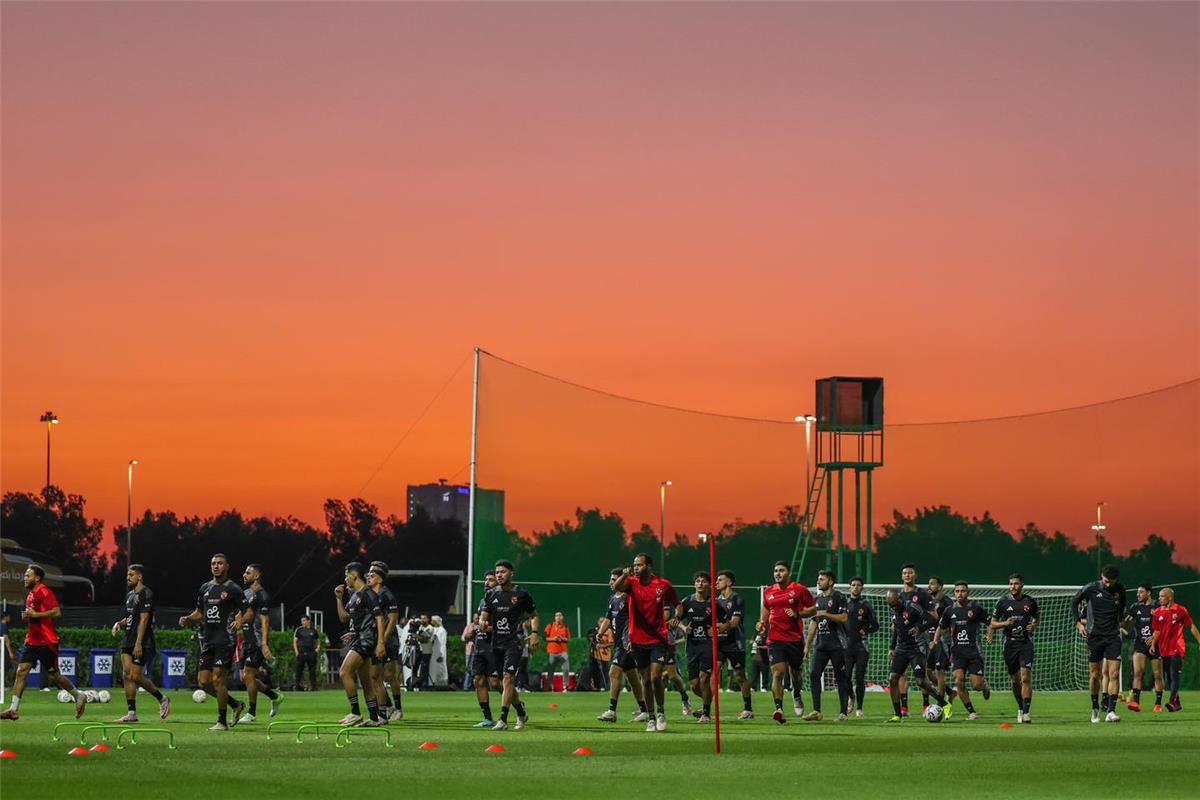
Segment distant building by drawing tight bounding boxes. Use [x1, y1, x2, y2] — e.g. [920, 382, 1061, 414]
[407, 482, 504, 528]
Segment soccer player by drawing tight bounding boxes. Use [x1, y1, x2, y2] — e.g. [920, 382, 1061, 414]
[677, 571, 723, 723]
[235, 563, 284, 723]
[663, 621, 693, 717]
[988, 573, 1038, 723]
[335, 561, 385, 726]
[367, 561, 403, 722]
[756, 560, 817, 724]
[895, 563, 933, 715]
[179, 553, 248, 731]
[480, 559, 539, 730]
[1122, 582, 1162, 712]
[934, 581, 991, 720]
[1150, 587, 1200, 712]
[803, 570, 850, 721]
[924, 576, 953, 712]
[110, 564, 170, 723]
[613, 553, 680, 732]
[0, 565, 88, 721]
[596, 568, 649, 724]
[1072, 564, 1127, 722]
[471, 570, 505, 727]
[885, 588, 949, 722]
[844, 576, 879, 717]
[715, 569, 755, 720]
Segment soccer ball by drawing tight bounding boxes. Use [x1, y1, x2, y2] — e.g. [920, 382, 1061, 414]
[97, 690, 112, 704]
[192, 689, 208, 703]
[84, 690, 99, 703]
[924, 704, 945, 723]
[57, 690, 73, 703]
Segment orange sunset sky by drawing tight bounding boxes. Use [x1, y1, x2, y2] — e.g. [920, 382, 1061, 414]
[3, 3, 1197, 565]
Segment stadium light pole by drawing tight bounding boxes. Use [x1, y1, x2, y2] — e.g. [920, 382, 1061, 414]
[39, 411, 59, 488]
[1091, 501, 1106, 575]
[127, 460, 139, 570]
[794, 415, 816, 501]
[659, 480, 672, 576]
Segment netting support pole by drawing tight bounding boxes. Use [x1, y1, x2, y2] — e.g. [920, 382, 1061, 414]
[854, 469, 863, 579]
[866, 469, 874, 584]
[825, 469, 834, 570]
[836, 469, 844, 581]
[467, 347, 480, 614]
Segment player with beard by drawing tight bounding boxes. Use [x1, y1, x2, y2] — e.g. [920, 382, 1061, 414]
[481, 560, 539, 731]
[923, 576, 953, 713]
[368, 561, 403, 722]
[1122, 583, 1162, 713]
[757, 561, 818, 724]
[934, 581, 991, 720]
[613, 553, 681, 732]
[988, 573, 1039, 724]
[844, 576, 879, 717]
[335, 562, 386, 726]
[803, 570, 850, 721]
[471, 571, 505, 727]
[676, 572, 724, 723]
[178, 554, 248, 731]
[1072, 564, 1127, 723]
[885, 589, 949, 723]
[715, 570, 754, 720]
[597, 568, 649, 723]
[235, 564, 284, 724]
[895, 563, 933, 717]
[110, 564, 170, 723]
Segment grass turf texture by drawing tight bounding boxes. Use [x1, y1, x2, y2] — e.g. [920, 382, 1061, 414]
[1, 690, 1197, 799]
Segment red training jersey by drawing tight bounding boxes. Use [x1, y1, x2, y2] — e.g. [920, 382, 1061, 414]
[1151, 604, 1193, 658]
[25, 583, 60, 647]
[623, 575, 680, 646]
[763, 582, 815, 643]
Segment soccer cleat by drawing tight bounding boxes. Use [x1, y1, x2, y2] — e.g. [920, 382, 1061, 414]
[697, 713, 710, 724]
[596, 709, 617, 723]
[208, 722, 228, 731]
[802, 710, 823, 722]
[792, 699, 805, 717]
[473, 719, 495, 728]
[339, 713, 363, 727]
[0, 710, 18, 721]
[681, 702, 692, 718]
[113, 712, 138, 723]
[227, 701, 245, 729]
[1127, 701, 1142, 713]
[982, 684, 991, 701]
[655, 712, 667, 732]
[886, 715, 902, 723]
[899, 706, 909, 717]
[646, 717, 657, 733]
[1021, 713, 1032, 724]
[1090, 709, 1101, 723]
[75, 693, 88, 720]
[941, 703, 953, 720]
[738, 709, 755, 721]
[389, 708, 404, 722]
[270, 693, 284, 718]
[772, 709, 787, 725]
[967, 712, 978, 721]
[855, 710, 864, 718]
[238, 712, 256, 724]
[360, 719, 382, 728]
[1153, 704, 1163, 713]
[836, 713, 848, 722]
[632, 710, 649, 722]
[159, 696, 171, 720]
[491, 720, 509, 731]
[515, 714, 528, 731]
[1167, 699, 1181, 713]
[1105, 711, 1120, 723]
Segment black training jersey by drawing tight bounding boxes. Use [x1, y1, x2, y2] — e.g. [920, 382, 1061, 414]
[375, 586, 400, 643]
[680, 595, 722, 644]
[813, 590, 849, 650]
[473, 597, 493, 654]
[346, 587, 382, 647]
[845, 596, 880, 650]
[939, 602, 989, 648]
[891, 602, 928, 650]
[294, 627, 320, 654]
[993, 593, 1039, 643]
[122, 587, 156, 649]
[903, 586, 935, 615]
[607, 593, 630, 649]
[927, 593, 953, 635]
[1072, 580, 1127, 637]
[241, 586, 270, 651]
[1126, 602, 1156, 645]
[483, 586, 536, 644]
[196, 580, 246, 646]
[716, 591, 746, 648]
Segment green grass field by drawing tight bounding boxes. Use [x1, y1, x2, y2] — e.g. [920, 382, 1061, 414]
[1, 689, 1197, 799]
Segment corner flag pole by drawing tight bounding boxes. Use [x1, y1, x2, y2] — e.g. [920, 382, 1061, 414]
[707, 533, 721, 754]
[466, 347, 480, 614]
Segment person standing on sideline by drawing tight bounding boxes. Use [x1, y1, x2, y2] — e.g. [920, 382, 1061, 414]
[292, 615, 323, 691]
[590, 617, 613, 691]
[429, 616, 449, 687]
[544, 611, 572, 692]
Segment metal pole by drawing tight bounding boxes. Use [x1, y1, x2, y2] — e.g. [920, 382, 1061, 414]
[127, 462, 134, 570]
[825, 468, 834, 570]
[836, 469, 844, 580]
[866, 470, 874, 584]
[660, 483, 667, 577]
[45, 420, 52, 488]
[854, 469, 862, 578]
[467, 347, 481, 614]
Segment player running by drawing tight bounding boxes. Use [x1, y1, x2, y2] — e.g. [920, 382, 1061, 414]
[363, 564, 400, 723]
[844, 576, 879, 717]
[662, 625, 693, 718]
[1122, 582, 1162, 713]
[235, 563, 284, 723]
[895, 563, 933, 716]
[803, 570, 850, 721]
[614, 553, 680, 732]
[885, 588, 949, 722]
[596, 568, 649, 724]
[110, 564, 170, 722]
[471, 570, 505, 727]
[934, 581, 991, 720]
[924, 576, 953, 712]
[715, 570, 755, 720]
[1150, 587, 1200, 712]
[757, 560, 817, 724]
[480, 559, 539, 731]
[988, 573, 1038, 723]
[179, 553, 249, 730]
[1, 565, 88, 722]
[677, 571, 724, 723]
[1072, 564, 1127, 723]
[335, 561, 385, 726]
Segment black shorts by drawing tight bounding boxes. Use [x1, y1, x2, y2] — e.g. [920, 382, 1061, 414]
[470, 650, 499, 679]
[767, 640, 804, 669]
[663, 644, 678, 666]
[1087, 634, 1121, 663]
[121, 646, 157, 668]
[494, 638, 524, 675]
[239, 646, 265, 670]
[19, 643, 59, 674]
[890, 647, 927, 677]
[686, 644, 713, 677]
[349, 641, 377, 664]
[381, 639, 401, 664]
[927, 640, 950, 671]
[1003, 640, 1034, 674]
[1132, 640, 1160, 659]
[613, 643, 637, 672]
[198, 642, 233, 671]
[719, 644, 746, 671]
[950, 644, 985, 676]
[630, 642, 669, 669]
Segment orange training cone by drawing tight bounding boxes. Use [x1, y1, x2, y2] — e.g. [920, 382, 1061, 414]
[0, 750, 16, 759]
[419, 742, 439, 750]
[485, 744, 506, 753]
[573, 747, 593, 756]
[549, 704, 559, 709]
[999, 723, 1014, 729]
[89, 744, 110, 753]
[68, 747, 89, 757]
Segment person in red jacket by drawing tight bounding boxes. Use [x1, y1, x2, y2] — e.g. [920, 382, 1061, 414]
[1150, 587, 1200, 712]
[1, 565, 88, 721]
[756, 560, 819, 724]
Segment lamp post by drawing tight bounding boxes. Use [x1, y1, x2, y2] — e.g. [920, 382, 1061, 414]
[659, 480, 672, 575]
[794, 415, 816, 501]
[39, 411, 59, 488]
[1091, 501, 1107, 575]
[127, 460, 139, 570]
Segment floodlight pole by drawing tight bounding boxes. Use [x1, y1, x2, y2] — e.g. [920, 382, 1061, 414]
[467, 348, 481, 613]
[1091, 502, 1106, 575]
[127, 460, 139, 571]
